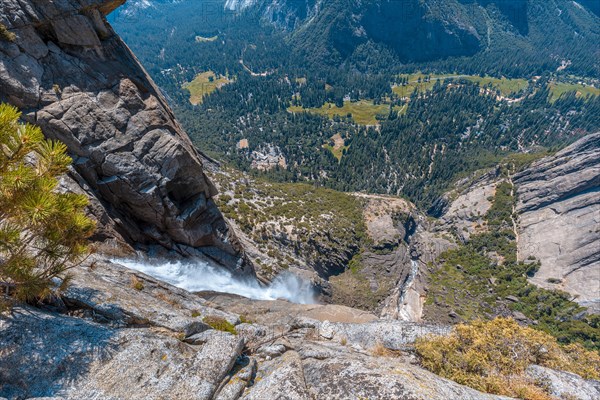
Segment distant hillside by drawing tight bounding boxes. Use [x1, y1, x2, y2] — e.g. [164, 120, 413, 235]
[224, 0, 600, 76]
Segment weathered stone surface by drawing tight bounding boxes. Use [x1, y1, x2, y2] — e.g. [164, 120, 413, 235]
[240, 340, 510, 400]
[65, 258, 240, 333]
[0, 0, 250, 273]
[256, 343, 288, 358]
[58, 170, 134, 252]
[356, 193, 415, 248]
[71, 329, 244, 400]
[202, 292, 449, 351]
[242, 350, 311, 400]
[200, 292, 379, 327]
[526, 365, 600, 400]
[214, 357, 257, 400]
[314, 319, 451, 351]
[0, 307, 244, 400]
[437, 169, 500, 242]
[514, 132, 600, 312]
[301, 350, 506, 399]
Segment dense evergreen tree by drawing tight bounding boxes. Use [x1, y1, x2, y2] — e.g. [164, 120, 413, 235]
[0, 104, 95, 309]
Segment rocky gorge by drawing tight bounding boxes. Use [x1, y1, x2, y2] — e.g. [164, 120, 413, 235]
[0, 1, 599, 399]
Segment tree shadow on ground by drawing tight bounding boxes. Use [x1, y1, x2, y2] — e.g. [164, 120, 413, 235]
[0, 302, 119, 399]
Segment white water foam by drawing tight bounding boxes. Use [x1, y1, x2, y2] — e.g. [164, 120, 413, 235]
[114, 258, 317, 304]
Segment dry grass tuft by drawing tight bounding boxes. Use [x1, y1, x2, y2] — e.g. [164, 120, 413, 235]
[0, 23, 15, 42]
[130, 275, 144, 291]
[371, 342, 401, 358]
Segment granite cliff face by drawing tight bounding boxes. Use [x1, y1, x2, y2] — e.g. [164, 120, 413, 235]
[515, 132, 600, 312]
[0, 0, 249, 272]
[422, 132, 600, 315]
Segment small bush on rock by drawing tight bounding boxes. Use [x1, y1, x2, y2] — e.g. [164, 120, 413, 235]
[130, 275, 144, 291]
[415, 317, 600, 400]
[0, 103, 95, 308]
[203, 315, 236, 335]
[0, 23, 15, 42]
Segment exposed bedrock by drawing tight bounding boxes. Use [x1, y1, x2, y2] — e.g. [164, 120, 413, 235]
[514, 132, 600, 312]
[0, 0, 251, 273]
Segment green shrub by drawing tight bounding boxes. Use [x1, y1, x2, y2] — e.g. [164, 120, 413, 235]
[0, 23, 15, 42]
[130, 275, 144, 291]
[0, 103, 95, 308]
[239, 314, 253, 324]
[203, 316, 236, 334]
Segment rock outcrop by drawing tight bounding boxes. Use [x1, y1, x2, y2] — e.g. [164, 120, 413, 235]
[525, 365, 600, 400]
[514, 132, 600, 312]
[197, 293, 510, 400]
[3, 259, 598, 400]
[0, 0, 250, 273]
[0, 258, 507, 400]
[437, 170, 500, 242]
[0, 257, 246, 400]
[1, 307, 244, 400]
[242, 341, 510, 400]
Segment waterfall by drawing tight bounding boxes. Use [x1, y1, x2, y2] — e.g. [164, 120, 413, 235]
[114, 258, 317, 304]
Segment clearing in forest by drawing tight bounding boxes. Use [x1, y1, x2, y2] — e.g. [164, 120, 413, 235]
[183, 71, 232, 105]
[548, 82, 600, 102]
[323, 133, 349, 161]
[393, 73, 528, 98]
[289, 100, 391, 125]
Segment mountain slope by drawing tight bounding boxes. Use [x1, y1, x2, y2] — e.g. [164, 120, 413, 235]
[106, 0, 600, 212]
[235, 0, 600, 76]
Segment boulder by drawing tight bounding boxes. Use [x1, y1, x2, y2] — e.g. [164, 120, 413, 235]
[242, 350, 311, 400]
[0, 307, 244, 400]
[214, 357, 257, 400]
[526, 365, 600, 400]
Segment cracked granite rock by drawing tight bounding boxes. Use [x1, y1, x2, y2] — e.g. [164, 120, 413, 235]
[514, 132, 600, 312]
[0, 0, 251, 274]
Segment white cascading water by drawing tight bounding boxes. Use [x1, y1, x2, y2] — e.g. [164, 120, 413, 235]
[114, 258, 316, 304]
[397, 259, 421, 321]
